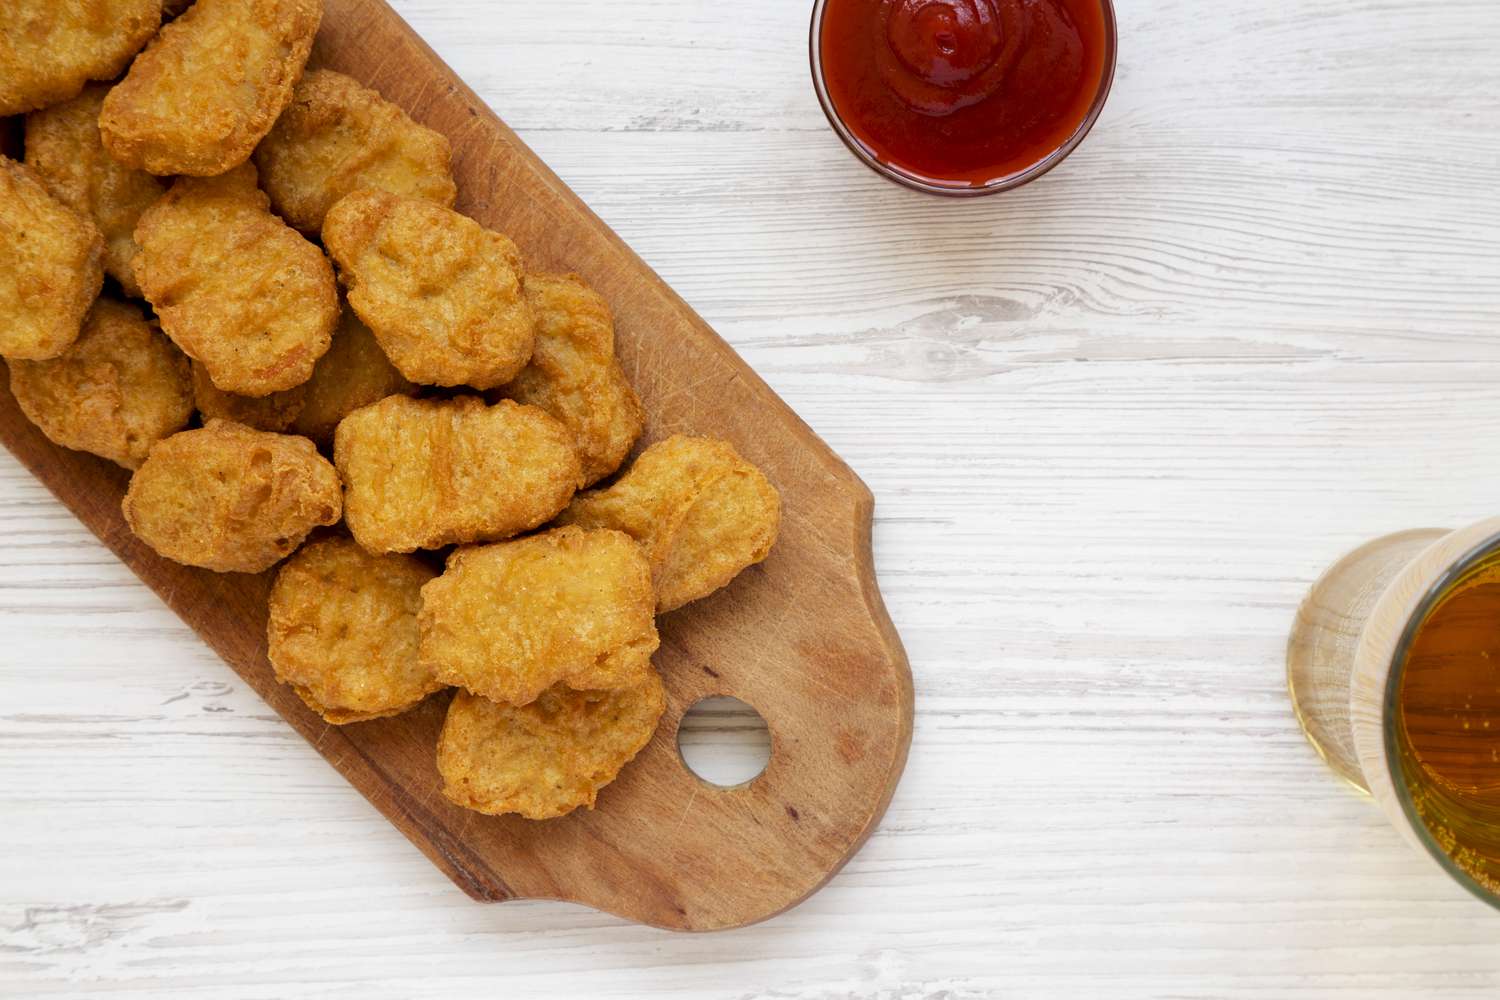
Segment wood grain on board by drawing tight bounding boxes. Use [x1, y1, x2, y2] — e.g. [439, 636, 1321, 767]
[0, 0, 912, 932]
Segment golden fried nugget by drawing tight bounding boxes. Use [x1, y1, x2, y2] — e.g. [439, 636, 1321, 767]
[0, 157, 104, 361]
[24, 86, 166, 298]
[134, 163, 338, 396]
[289, 308, 413, 445]
[192, 360, 305, 432]
[322, 189, 535, 389]
[0, 1, 161, 117]
[9, 298, 192, 469]
[122, 420, 341, 573]
[438, 676, 665, 819]
[99, 0, 320, 177]
[419, 527, 659, 705]
[267, 537, 442, 724]
[254, 70, 457, 235]
[501, 273, 644, 487]
[556, 435, 781, 612]
[334, 395, 580, 553]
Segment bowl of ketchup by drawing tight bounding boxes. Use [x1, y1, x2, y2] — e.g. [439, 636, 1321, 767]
[811, 0, 1116, 195]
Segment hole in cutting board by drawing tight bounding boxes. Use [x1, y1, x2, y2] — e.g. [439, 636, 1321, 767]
[677, 696, 771, 788]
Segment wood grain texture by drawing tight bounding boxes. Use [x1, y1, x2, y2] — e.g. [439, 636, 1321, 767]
[4, 0, 1500, 996]
[0, 0, 913, 934]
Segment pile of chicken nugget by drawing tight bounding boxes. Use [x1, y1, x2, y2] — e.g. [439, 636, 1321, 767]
[0, 0, 780, 820]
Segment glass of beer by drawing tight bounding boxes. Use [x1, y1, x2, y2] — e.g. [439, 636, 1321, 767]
[1288, 518, 1500, 908]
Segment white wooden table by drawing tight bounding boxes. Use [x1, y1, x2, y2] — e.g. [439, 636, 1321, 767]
[4, 1, 1500, 996]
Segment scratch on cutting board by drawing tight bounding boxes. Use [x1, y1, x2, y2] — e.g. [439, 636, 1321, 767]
[668, 783, 700, 839]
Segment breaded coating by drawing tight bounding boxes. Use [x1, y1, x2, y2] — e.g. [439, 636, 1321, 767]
[289, 308, 413, 445]
[134, 163, 338, 396]
[24, 86, 166, 298]
[556, 435, 782, 612]
[322, 189, 535, 389]
[267, 537, 442, 724]
[9, 298, 192, 469]
[192, 360, 305, 432]
[419, 526, 659, 706]
[0, 1, 161, 117]
[0, 157, 104, 361]
[122, 419, 341, 573]
[333, 395, 580, 554]
[99, 0, 321, 176]
[254, 69, 457, 235]
[437, 676, 666, 819]
[501, 273, 644, 487]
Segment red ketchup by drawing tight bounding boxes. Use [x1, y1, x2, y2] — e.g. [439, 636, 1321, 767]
[817, 0, 1112, 190]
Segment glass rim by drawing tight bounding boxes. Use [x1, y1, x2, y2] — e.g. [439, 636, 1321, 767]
[1382, 529, 1500, 913]
[808, 0, 1119, 197]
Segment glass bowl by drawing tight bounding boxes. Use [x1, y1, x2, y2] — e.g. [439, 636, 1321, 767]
[809, 0, 1119, 196]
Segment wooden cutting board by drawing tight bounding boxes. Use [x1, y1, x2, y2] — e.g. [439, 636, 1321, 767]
[0, 0, 913, 931]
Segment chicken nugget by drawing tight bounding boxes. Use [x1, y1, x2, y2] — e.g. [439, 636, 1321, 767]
[556, 435, 781, 612]
[192, 360, 306, 432]
[322, 189, 535, 389]
[24, 86, 166, 298]
[134, 163, 338, 396]
[9, 298, 192, 469]
[289, 308, 413, 445]
[437, 676, 666, 820]
[99, 0, 320, 176]
[0, 156, 104, 361]
[500, 273, 644, 487]
[334, 395, 579, 553]
[254, 69, 457, 235]
[419, 526, 659, 706]
[0, 1, 161, 117]
[122, 419, 341, 573]
[267, 537, 442, 724]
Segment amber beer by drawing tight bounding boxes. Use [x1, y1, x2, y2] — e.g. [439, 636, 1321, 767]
[1396, 552, 1500, 895]
[1287, 520, 1500, 909]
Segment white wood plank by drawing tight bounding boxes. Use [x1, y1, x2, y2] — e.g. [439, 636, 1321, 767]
[4, 0, 1500, 996]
